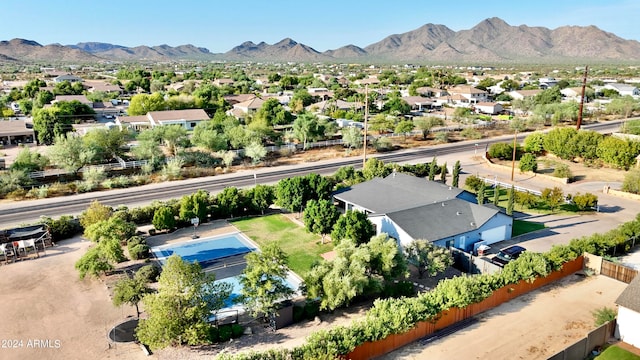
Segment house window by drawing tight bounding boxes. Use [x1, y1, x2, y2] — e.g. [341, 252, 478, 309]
[445, 239, 454, 248]
[190, 122, 196, 128]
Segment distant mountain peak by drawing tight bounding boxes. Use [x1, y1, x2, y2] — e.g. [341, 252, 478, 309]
[0, 17, 638, 64]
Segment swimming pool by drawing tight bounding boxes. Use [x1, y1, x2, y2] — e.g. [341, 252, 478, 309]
[151, 232, 257, 269]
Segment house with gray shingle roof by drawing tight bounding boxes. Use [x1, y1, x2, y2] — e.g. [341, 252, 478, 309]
[615, 274, 640, 348]
[333, 172, 512, 252]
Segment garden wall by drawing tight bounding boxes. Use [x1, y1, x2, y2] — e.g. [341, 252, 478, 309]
[345, 256, 584, 360]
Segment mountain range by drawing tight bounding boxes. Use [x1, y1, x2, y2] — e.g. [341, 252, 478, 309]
[1, 17, 640, 63]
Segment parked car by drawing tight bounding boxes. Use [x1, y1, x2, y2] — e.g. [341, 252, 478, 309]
[491, 245, 526, 267]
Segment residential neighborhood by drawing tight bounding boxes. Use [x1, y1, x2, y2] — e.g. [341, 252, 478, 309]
[2, 4, 640, 360]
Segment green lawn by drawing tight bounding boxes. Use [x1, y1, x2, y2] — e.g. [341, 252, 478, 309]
[511, 219, 545, 237]
[231, 214, 333, 276]
[595, 345, 640, 360]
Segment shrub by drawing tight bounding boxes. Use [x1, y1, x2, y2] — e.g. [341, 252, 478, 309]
[372, 137, 393, 152]
[622, 169, 640, 194]
[41, 215, 82, 241]
[218, 325, 233, 342]
[523, 132, 545, 154]
[592, 307, 616, 326]
[231, 324, 244, 338]
[152, 206, 176, 231]
[488, 142, 517, 160]
[127, 237, 150, 260]
[135, 264, 161, 283]
[304, 301, 320, 320]
[459, 127, 482, 140]
[518, 153, 538, 172]
[515, 191, 539, 209]
[553, 163, 573, 179]
[464, 175, 484, 192]
[572, 192, 598, 211]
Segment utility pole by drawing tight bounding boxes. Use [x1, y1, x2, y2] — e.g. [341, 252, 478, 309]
[511, 128, 517, 182]
[576, 65, 588, 130]
[363, 84, 368, 168]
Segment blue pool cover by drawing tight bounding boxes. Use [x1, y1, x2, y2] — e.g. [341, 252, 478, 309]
[152, 233, 256, 269]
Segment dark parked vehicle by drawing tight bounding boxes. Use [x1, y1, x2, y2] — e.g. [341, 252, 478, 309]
[491, 245, 526, 267]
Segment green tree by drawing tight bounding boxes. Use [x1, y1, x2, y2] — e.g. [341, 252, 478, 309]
[179, 189, 210, 222]
[428, 157, 438, 181]
[239, 243, 294, 321]
[341, 126, 362, 149]
[75, 244, 115, 279]
[452, 160, 461, 188]
[605, 95, 640, 118]
[158, 125, 188, 156]
[477, 181, 486, 204]
[191, 121, 228, 152]
[153, 206, 176, 231]
[254, 97, 293, 126]
[543, 127, 578, 159]
[506, 185, 515, 216]
[394, 120, 415, 141]
[293, 112, 322, 149]
[523, 132, 546, 154]
[413, 117, 444, 140]
[47, 133, 96, 173]
[304, 239, 369, 311]
[382, 96, 411, 115]
[84, 216, 137, 243]
[541, 187, 564, 211]
[80, 200, 113, 230]
[83, 127, 129, 161]
[493, 184, 501, 205]
[330, 210, 375, 245]
[365, 233, 407, 281]
[136, 255, 232, 349]
[10, 147, 49, 172]
[128, 93, 167, 115]
[596, 137, 640, 170]
[244, 141, 267, 165]
[368, 114, 395, 134]
[112, 276, 151, 318]
[303, 199, 340, 243]
[534, 86, 562, 105]
[440, 162, 447, 184]
[215, 186, 243, 218]
[519, 153, 538, 172]
[32, 107, 72, 145]
[362, 158, 391, 180]
[275, 176, 310, 214]
[250, 184, 274, 215]
[403, 240, 453, 279]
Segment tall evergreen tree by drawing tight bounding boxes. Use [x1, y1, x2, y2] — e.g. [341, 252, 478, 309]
[493, 184, 501, 205]
[452, 160, 461, 187]
[477, 182, 486, 205]
[440, 162, 447, 184]
[428, 157, 438, 181]
[507, 185, 515, 215]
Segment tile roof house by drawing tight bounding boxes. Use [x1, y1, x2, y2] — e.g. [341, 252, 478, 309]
[615, 274, 640, 348]
[147, 109, 209, 130]
[115, 109, 209, 131]
[448, 85, 489, 104]
[508, 89, 542, 100]
[474, 102, 504, 115]
[333, 172, 513, 252]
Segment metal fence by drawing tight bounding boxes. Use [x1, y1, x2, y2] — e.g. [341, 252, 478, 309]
[478, 176, 542, 196]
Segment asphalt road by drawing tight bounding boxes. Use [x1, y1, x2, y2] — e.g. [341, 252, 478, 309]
[0, 120, 624, 227]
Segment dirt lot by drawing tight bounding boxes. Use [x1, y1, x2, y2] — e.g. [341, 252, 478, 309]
[379, 275, 628, 360]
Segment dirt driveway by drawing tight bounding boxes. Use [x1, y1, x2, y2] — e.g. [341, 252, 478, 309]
[379, 275, 627, 360]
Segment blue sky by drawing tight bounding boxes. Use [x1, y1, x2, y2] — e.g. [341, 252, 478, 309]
[5, 0, 639, 53]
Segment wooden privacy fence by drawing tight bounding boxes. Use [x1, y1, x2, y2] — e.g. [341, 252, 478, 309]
[601, 260, 638, 284]
[345, 256, 584, 360]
